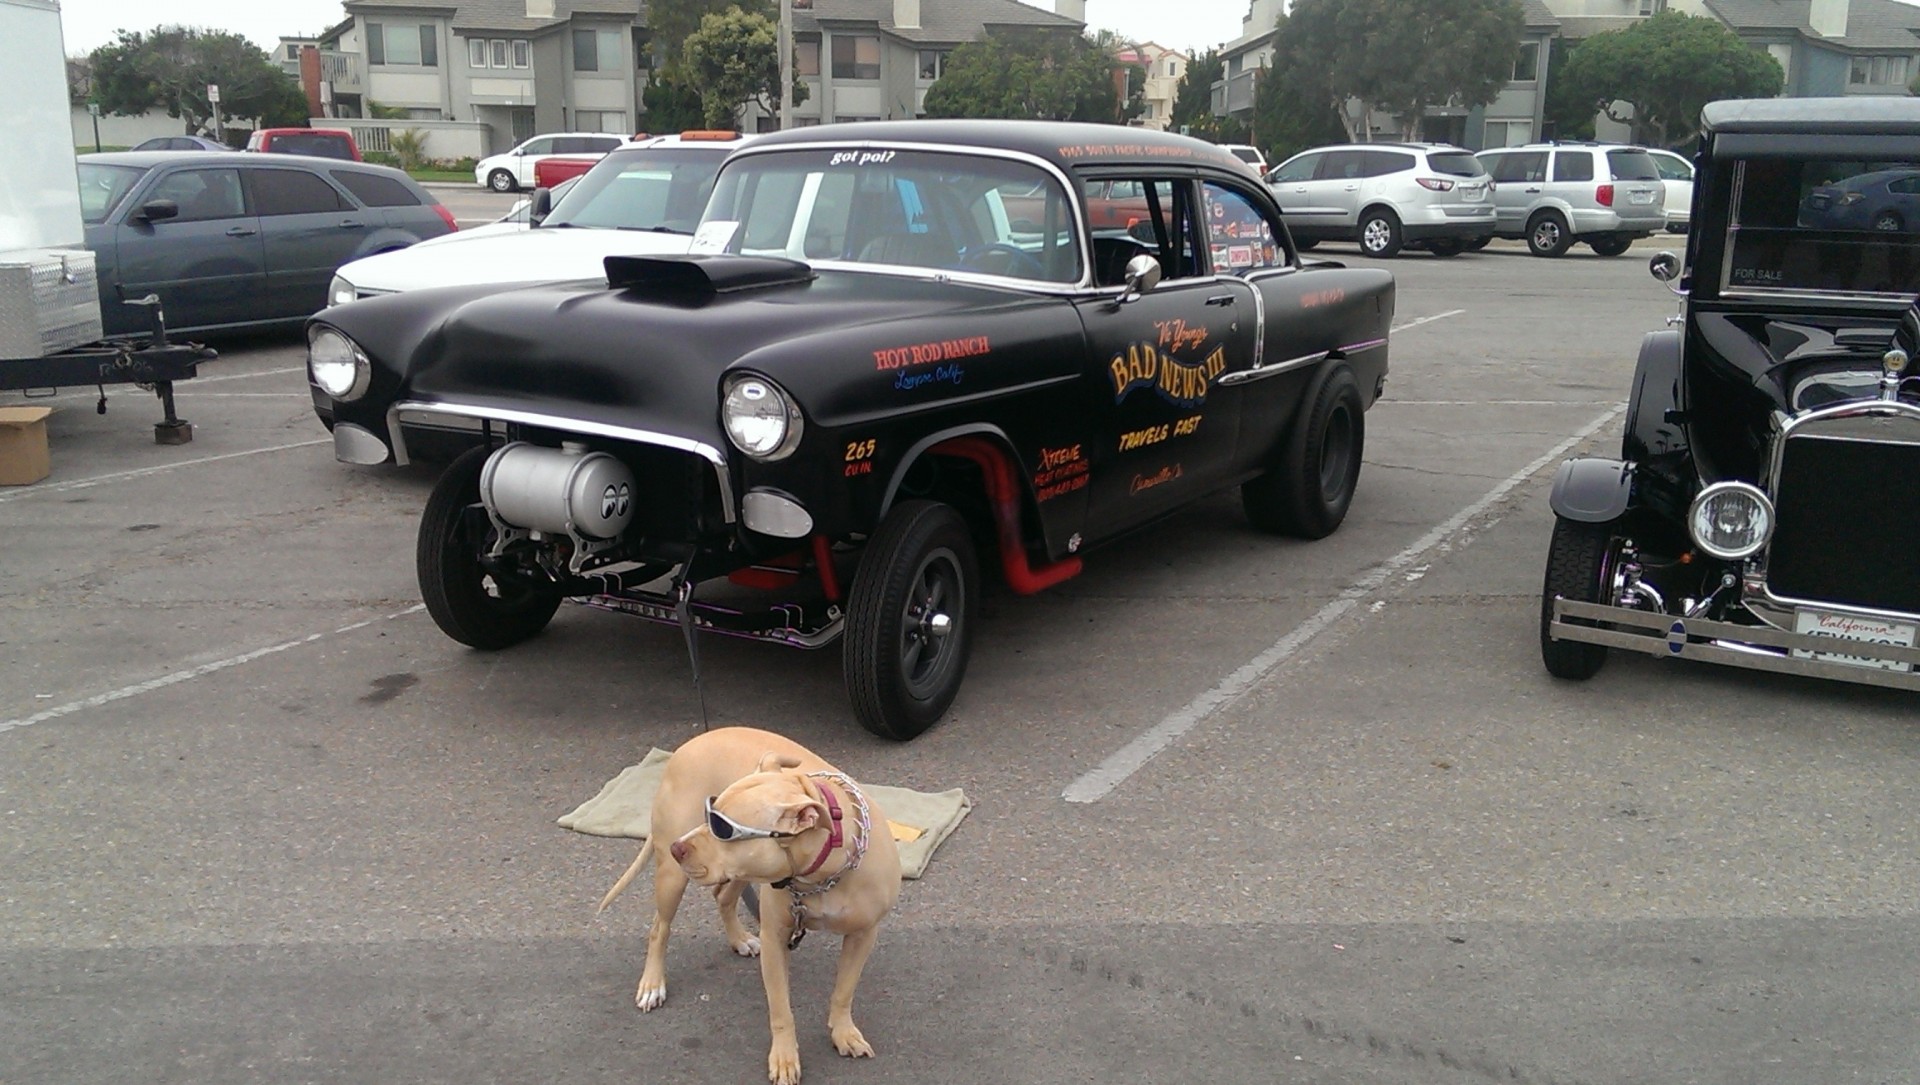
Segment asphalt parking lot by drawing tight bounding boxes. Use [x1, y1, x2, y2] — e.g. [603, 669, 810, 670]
[6, 241, 1919, 1085]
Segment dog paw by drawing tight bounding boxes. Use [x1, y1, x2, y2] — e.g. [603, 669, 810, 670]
[831, 1023, 874, 1059]
[634, 980, 667, 1012]
[767, 1044, 802, 1084]
[731, 934, 762, 958]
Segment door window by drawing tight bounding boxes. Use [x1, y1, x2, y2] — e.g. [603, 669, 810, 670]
[1320, 150, 1367, 180]
[1270, 154, 1320, 184]
[1552, 152, 1594, 182]
[1487, 151, 1545, 183]
[145, 169, 246, 222]
[331, 170, 422, 206]
[1362, 151, 1415, 178]
[1202, 184, 1283, 272]
[519, 138, 555, 155]
[247, 169, 350, 216]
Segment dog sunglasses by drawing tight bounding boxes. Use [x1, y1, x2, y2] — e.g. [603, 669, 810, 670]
[705, 796, 797, 842]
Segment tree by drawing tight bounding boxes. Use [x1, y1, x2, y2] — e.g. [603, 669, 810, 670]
[642, 75, 707, 132]
[921, 29, 1125, 122]
[683, 7, 805, 129]
[1169, 50, 1225, 138]
[1554, 11, 1782, 147]
[1270, 0, 1525, 140]
[646, 0, 771, 76]
[1252, 57, 1345, 163]
[89, 26, 308, 133]
[1541, 37, 1595, 140]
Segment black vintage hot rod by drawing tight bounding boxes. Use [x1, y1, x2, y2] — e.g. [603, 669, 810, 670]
[307, 120, 1395, 738]
[1544, 98, 1920, 690]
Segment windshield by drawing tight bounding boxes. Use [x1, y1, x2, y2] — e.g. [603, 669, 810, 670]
[1606, 150, 1660, 182]
[701, 147, 1083, 283]
[1427, 152, 1483, 178]
[76, 163, 148, 224]
[544, 147, 729, 233]
[269, 133, 354, 159]
[1726, 157, 1920, 297]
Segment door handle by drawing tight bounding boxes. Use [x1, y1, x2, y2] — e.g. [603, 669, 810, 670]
[1525, 187, 1542, 193]
[1205, 294, 1235, 306]
[224, 226, 256, 237]
[1343, 185, 1358, 191]
[338, 220, 365, 229]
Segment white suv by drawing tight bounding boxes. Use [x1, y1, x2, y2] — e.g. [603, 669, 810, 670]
[1221, 143, 1269, 179]
[475, 132, 625, 192]
[1267, 142, 1496, 257]
[1475, 142, 1666, 256]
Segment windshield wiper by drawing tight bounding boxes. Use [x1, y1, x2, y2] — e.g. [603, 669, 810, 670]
[616, 225, 690, 234]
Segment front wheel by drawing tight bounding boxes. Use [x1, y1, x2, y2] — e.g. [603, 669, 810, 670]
[487, 169, 518, 193]
[1243, 366, 1365, 539]
[419, 446, 561, 650]
[1357, 209, 1403, 258]
[1539, 516, 1618, 680]
[843, 501, 979, 741]
[1527, 212, 1572, 257]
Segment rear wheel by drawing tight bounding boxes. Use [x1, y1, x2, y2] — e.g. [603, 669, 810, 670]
[1875, 210, 1904, 232]
[487, 169, 518, 193]
[1243, 366, 1364, 539]
[1464, 236, 1492, 251]
[1295, 238, 1320, 251]
[1526, 211, 1572, 257]
[1357, 209, 1404, 258]
[843, 501, 979, 741]
[1539, 516, 1618, 680]
[418, 446, 561, 650]
[1427, 240, 1464, 258]
[1589, 235, 1632, 257]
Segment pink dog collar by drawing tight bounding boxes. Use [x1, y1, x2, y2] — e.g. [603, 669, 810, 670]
[792, 781, 844, 878]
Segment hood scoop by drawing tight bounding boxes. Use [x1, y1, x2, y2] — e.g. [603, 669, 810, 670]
[603, 254, 814, 294]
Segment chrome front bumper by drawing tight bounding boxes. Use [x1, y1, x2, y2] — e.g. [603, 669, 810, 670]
[1550, 598, 1920, 692]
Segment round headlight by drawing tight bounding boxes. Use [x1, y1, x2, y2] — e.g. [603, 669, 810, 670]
[327, 275, 357, 308]
[1687, 481, 1774, 560]
[722, 375, 802, 459]
[308, 326, 370, 402]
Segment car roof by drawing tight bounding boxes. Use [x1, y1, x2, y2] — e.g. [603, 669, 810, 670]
[254, 127, 352, 136]
[1702, 95, 1920, 135]
[740, 119, 1248, 176]
[80, 150, 422, 180]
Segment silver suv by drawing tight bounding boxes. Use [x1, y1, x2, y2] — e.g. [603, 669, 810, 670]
[1475, 142, 1666, 257]
[1267, 142, 1496, 258]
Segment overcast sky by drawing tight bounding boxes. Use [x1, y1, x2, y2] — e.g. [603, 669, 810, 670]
[59, 0, 1252, 60]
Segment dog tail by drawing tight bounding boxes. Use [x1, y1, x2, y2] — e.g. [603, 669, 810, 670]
[596, 838, 654, 914]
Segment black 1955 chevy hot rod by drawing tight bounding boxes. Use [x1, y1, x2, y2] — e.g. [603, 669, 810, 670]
[306, 120, 1395, 739]
[1544, 97, 1920, 691]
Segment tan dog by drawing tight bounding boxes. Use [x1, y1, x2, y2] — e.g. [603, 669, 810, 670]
[598, 726, 902, 1085]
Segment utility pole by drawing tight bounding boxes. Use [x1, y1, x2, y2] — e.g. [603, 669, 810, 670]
[778, 0, 793, 130]
[87, 101, 101, 153]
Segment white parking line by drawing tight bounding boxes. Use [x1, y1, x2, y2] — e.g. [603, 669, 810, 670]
[0, 606, 426, 736]
[0, 439, 329, 505]
[1061, 401, 1628, 804]
[1392, 309, 1465, 332]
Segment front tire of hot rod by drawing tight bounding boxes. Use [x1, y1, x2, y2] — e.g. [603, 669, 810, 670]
[418, 446, 561, 651]
[843, 500, 980, 741]
[1242, 365, 1365, 539]
[1540, 516, 1616, 680]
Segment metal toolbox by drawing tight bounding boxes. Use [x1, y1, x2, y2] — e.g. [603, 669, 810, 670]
[0, 248, 103, 359]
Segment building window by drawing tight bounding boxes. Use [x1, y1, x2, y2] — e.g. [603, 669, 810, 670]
[513, 39, 530, 68]
[1513, 41, 1539, 82]
[917, 49, 947, 81]
[796, 37, 820, 76]
[470, 37, 530, 69]
[469, 38, 486, 68]
[574, 110, 628, 134]
[1482, 119, 1531, 148]
[491, 39, 509, 68]
[832, 35, 881, 80]
[368, 23, 436, 67]
[574, 28, 622, 72]
[1851, 54, 1911, 86]
[286, 44, 301, 60]
[1166, 59, 1178, 77]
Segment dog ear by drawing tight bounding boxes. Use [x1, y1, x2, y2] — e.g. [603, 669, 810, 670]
[771, 799, 825, 835]
[756, 752, 804, 774]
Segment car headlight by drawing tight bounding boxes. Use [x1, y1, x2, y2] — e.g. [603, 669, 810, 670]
[1687, 481, 1774, 560]
[721, 374, 803, 460]
[327, 274, 357, 307]
[308, 326, 371, 402]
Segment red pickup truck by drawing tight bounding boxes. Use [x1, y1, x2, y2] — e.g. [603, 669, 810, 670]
[531, 130, 747, 189]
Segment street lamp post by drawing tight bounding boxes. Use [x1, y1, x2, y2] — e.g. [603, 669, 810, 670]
[87, 101, 101, 153]
[779, 0, 792, 130]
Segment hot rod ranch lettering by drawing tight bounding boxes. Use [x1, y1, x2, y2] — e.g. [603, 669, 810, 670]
[1107, 342, 1228, 407]
[873, 335, 992, 371]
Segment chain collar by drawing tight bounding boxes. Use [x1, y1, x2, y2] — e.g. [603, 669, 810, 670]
[777, 771, 872, 949]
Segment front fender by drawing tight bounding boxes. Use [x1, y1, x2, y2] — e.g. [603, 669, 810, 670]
[1549, 458, 1632, 523]
[1622, 328, 1692, 524]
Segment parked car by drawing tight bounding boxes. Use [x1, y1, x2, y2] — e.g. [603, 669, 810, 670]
[76, 151, 454, 336]
[475, 132, 624, 192]
[307, 120, 1396, 739]
[326, 132, 751, 305]
[1221, 143, 1269, 179]
[1796, 166, 1920, 233]
[1646, 147, 1694, 233]
[1267, 142, 1496, 257]
[245, 127, 361, 161]
[1476, 141, 1665, 256]
[1542, 96, 1920, 692]
[131, 134, 229, 152]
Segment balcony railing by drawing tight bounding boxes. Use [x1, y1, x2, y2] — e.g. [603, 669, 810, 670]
[322, 50, 361, 90]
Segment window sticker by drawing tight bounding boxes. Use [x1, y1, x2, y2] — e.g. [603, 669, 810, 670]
[690, 220, 738, 254]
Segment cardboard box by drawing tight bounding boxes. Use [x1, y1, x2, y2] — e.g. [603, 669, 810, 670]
[0, 405, 52, 486]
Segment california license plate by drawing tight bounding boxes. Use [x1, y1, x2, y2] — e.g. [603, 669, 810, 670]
[1630, 189, 1657, 204]
[1792, 609, 1916, 671]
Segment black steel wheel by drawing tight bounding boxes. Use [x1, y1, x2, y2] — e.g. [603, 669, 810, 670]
[1526, 211, 1572, 257]
[487, 169, 518, 193]
[843, 500, 979, 741]
[1589, 236, 1632, 257]
[1243, 366, 1364, 539]
[1539, 516, 1617, 680]
[418, 446, 561, 650]
[1357, 209, 1404, 258]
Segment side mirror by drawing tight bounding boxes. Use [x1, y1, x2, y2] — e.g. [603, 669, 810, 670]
[528, 186, 553, 226]
[1648, 250, 1679, 282]
[1121, 253, 1162, 299]
[136, 198, 180, 223]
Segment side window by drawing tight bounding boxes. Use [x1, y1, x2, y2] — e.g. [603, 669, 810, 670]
[1489, 151, 1546, 183]
[520, 138, 555, 155]
[1552, 152, 1594, 182]
[331, 170, 421, 207]
[248, 169, 351, 216]
[1271, 153, 1320, 183]
[1364, 151, 1416, 177]
[590, 137, 621, 152]
[144, 168, 247, 222]
[1202, 183, 1283, 273]
[1321, 150, 1367, 180]
[1654, 154, 1692, 182]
